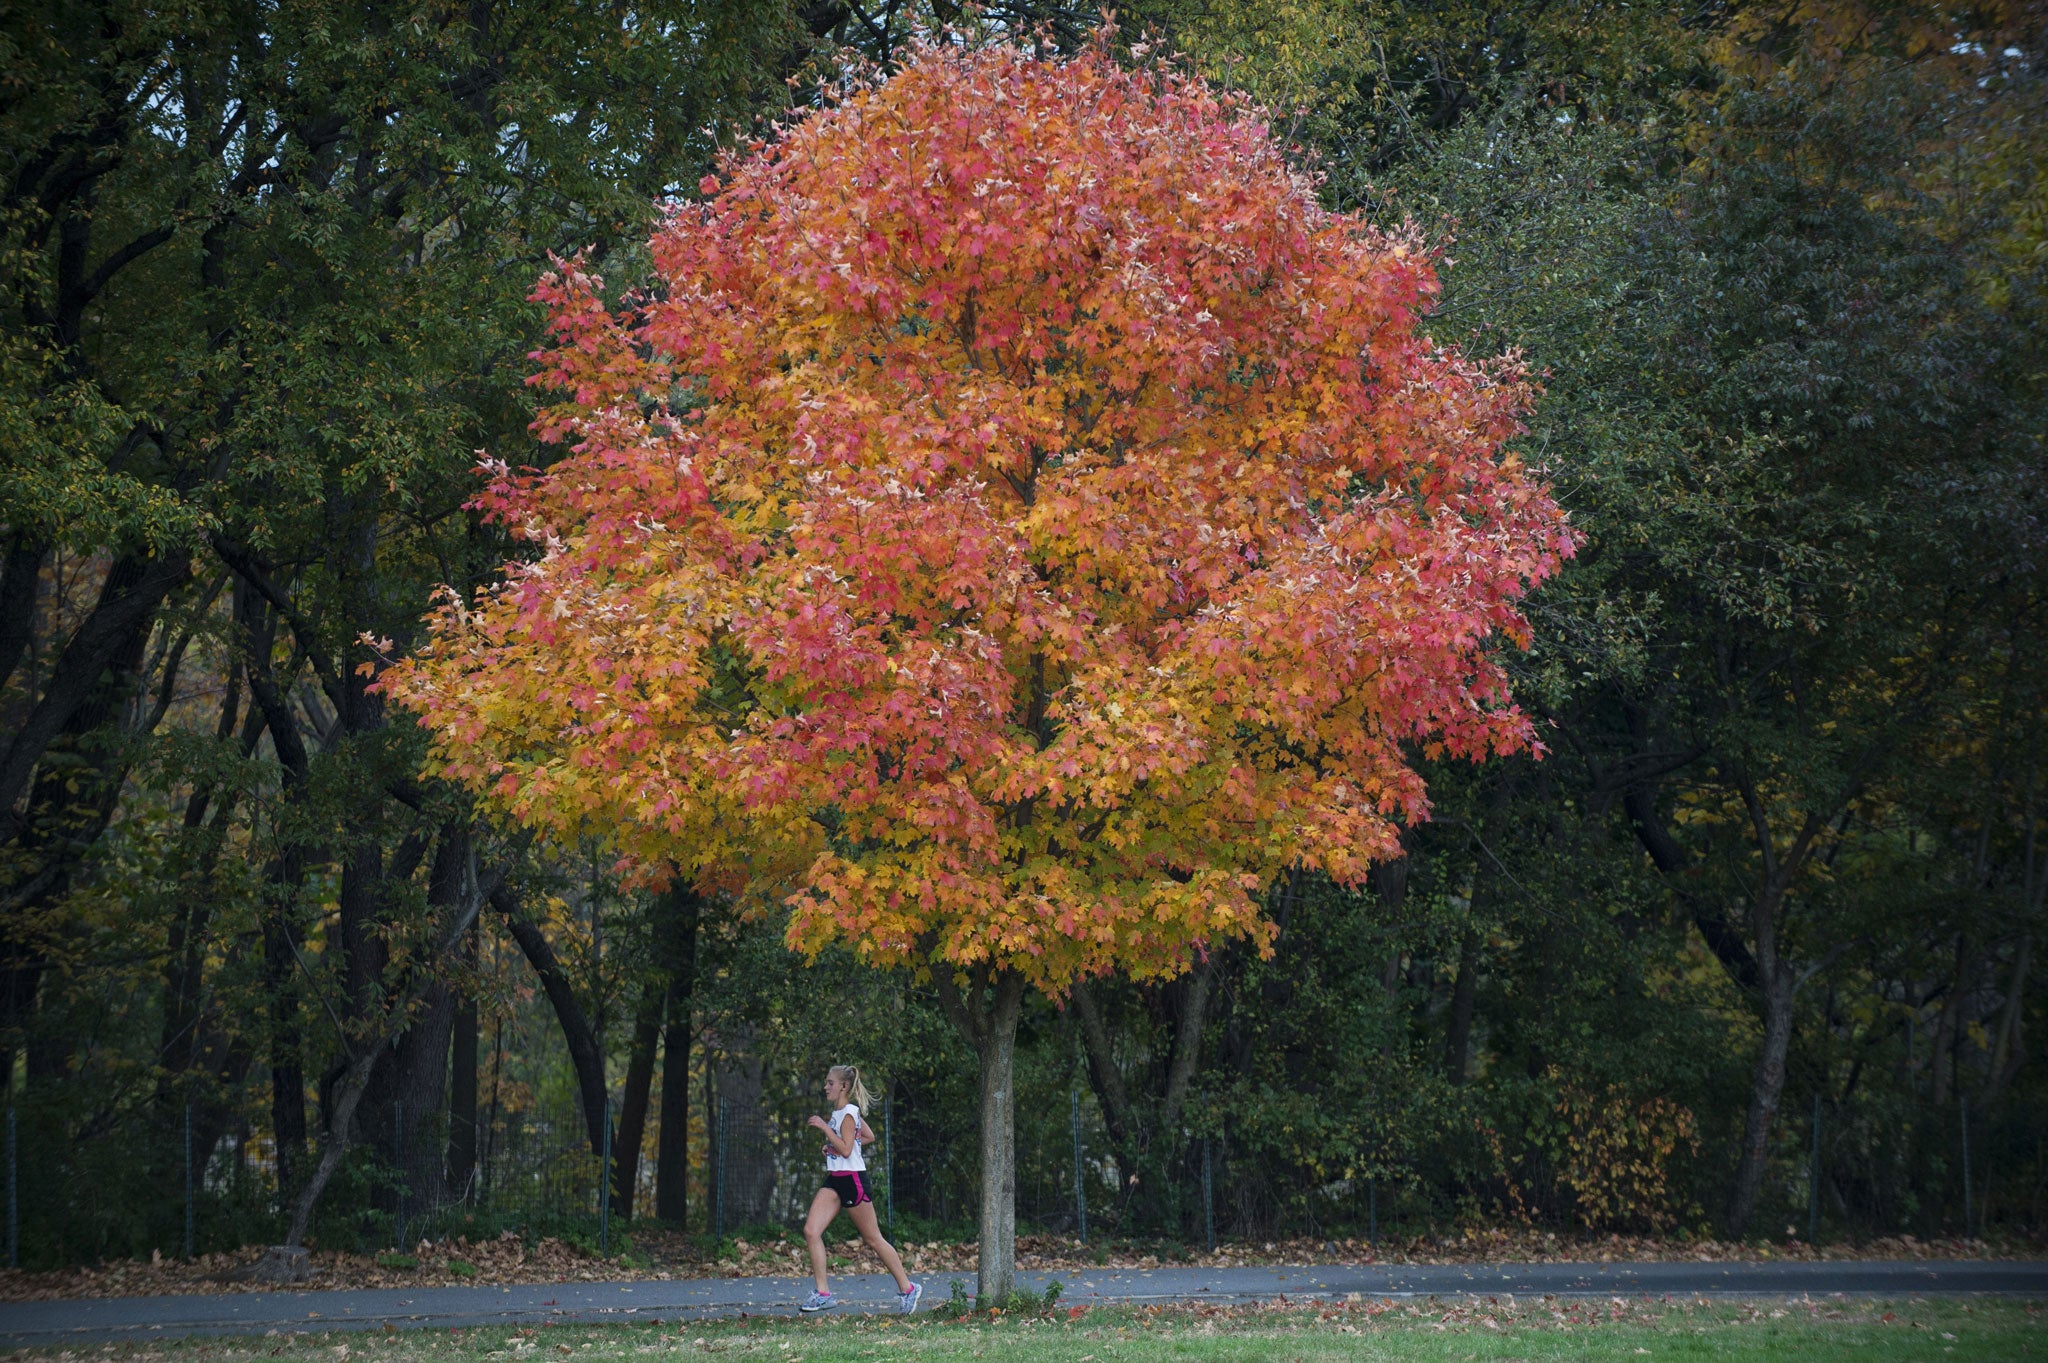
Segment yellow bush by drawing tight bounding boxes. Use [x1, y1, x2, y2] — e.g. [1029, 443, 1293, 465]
[1538, 1068, 1700, 1232]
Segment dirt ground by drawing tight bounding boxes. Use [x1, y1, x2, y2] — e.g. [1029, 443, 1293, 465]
[0, 1226, 2030, 1302]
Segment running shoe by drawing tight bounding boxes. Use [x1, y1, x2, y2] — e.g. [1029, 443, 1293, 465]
[898, 1282, 923, 1315]
[800, 1290, 836, 1313]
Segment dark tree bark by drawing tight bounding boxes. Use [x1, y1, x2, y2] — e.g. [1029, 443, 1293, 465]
[656, 979, 693, 1225]
[1371, 856, 1410, 1003]
[1073, 961, 1223, 1152]
[384, 982, 457, 1217]
[448, 922, 479, 1202]
[2, 551, 188, 1081]
[1072, 954, 1225, 1239]
[1070, 982, 1137, 1150]
[1444, 931, 1481, 1085]
[1157, 961, 1213, 1142]
[372, 823, 473, 1216]
[1931, 934, 1969, 1109]
[1626, 771, 1847, 1237]
[655, 887, 701, 1224]
[1984, 933, 2033, 1103]
[158, 671, 267, 1096]
[0, 550, 191, 823]
[612, 984, 663, 1220]
[1722, 780, 1843, 1237]
[239, 580, 315, 1188]
[491, 884, 608, 1155]
[1728, 961, 1797, 1237]
[284, 880, 487, 1248]
[0, 533, 46, 700]
[339, 840, 388, 1024]
[1625, 785, 1763, 990]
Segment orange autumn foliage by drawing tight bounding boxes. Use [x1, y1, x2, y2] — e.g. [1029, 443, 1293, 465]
[376, 37, 1575, 995]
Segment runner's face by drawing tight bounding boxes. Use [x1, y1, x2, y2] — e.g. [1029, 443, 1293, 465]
[825, 1073, 846, 1104]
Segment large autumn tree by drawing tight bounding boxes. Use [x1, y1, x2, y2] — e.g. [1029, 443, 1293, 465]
[381, 34, 1572, 1297]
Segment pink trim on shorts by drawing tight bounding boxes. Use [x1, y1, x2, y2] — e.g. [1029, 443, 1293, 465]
[852, 1172, 867, 1204]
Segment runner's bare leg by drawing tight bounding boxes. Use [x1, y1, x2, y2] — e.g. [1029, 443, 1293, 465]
[803, 1186, 842, 1293]
[847, 1198, 913, 1293]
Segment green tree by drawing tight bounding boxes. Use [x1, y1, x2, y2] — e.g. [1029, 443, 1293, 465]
[1377, 4, 2045, 1235]
[1, 0, 798, 1260]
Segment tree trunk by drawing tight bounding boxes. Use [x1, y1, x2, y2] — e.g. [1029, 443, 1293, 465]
[1069, 982, 1137, 1150]
[1157, 961, 1213, 1139]
[702, 1053, 719, 1232]
[377, 825, 471, 1217]
[1984, 933, 2032, 1101]
[449, 986, 478, 1202]
[387, 983, 457, 1216]
[1444, 931, 1480, 1084]
[157, 680, 264, 1096]
[1372, 856, 1410, 1005]
[264, 900, 309, 1195]
[612, 984, 662, 1221]
[0, 550, 190, 820]
[971, 975, 1025, 1304]
[239, 581, 312, 1190]
[0, 532, 46, 699]
[491, 884, 608, 1155]
[448, 914, 479, 1201]
[282, 866, 489, 1247]
[1931, 934, 1967, 1108]
[655, 888, 700, 1224]
[2, 553, 172, 1082]
[339, 839, 389, 1024]
[656, 980, 693, 1225]
[1725, 967, 1796, 1238]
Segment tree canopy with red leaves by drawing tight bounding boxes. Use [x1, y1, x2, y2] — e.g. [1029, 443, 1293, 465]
[379, 33, 1572, 1295]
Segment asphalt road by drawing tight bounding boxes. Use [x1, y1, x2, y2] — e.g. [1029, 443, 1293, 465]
[2, 1259, 2043, 1346]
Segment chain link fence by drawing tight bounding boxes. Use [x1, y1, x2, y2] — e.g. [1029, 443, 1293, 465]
[6, 1083, 2042, 1268]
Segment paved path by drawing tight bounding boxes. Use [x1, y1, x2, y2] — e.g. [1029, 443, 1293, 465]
[2, 1260, 2043, 1346]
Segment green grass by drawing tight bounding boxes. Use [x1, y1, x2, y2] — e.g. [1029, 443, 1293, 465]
[7, 1299, 2040, 1362]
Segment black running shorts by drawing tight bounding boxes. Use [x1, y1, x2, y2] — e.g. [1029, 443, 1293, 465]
[823, 1171, 873, 1207]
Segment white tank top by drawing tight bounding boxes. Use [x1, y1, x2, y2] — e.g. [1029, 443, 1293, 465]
[825, 1103, 866, 1172]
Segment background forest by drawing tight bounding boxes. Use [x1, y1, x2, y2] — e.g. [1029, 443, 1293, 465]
[1, 0, 2042, 1268]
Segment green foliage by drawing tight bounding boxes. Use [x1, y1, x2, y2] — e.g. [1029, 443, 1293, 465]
[0, 0, 806, 1259]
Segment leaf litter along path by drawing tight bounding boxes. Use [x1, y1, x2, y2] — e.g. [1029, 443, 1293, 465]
[4, 1299, 2046, 1363]
[1, 1228, 2034, 1303]
[0, 1258, 2043, 1345]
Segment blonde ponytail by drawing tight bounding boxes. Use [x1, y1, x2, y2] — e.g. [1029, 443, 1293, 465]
[830, 1064, 875, 1116]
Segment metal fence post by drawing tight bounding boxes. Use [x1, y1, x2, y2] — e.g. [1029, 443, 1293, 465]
[600, 1107, 613, 1257]
[1368, 1177, 1378, 1253]
[1961, 1095, 1975, 1239]
[713, 1096, 726, 1241]
[1201, 1136, 1215, 1253]
[394, 1101, 406, 1251]
[1808, 1093, 1822, 1245]
[1071, 1089, 1087, 1245]
[7, 1106, 16, 1269]
[883, 1093, 893, 1236]
[184, 1100, 195, 1260]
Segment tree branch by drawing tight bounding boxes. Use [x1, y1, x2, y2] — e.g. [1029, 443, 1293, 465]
[490, 883, 609, 1155]
[1156, 961, 1213, 1139]
[209, 533, 342, 699]
[1069, 981, 1138, 1149]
